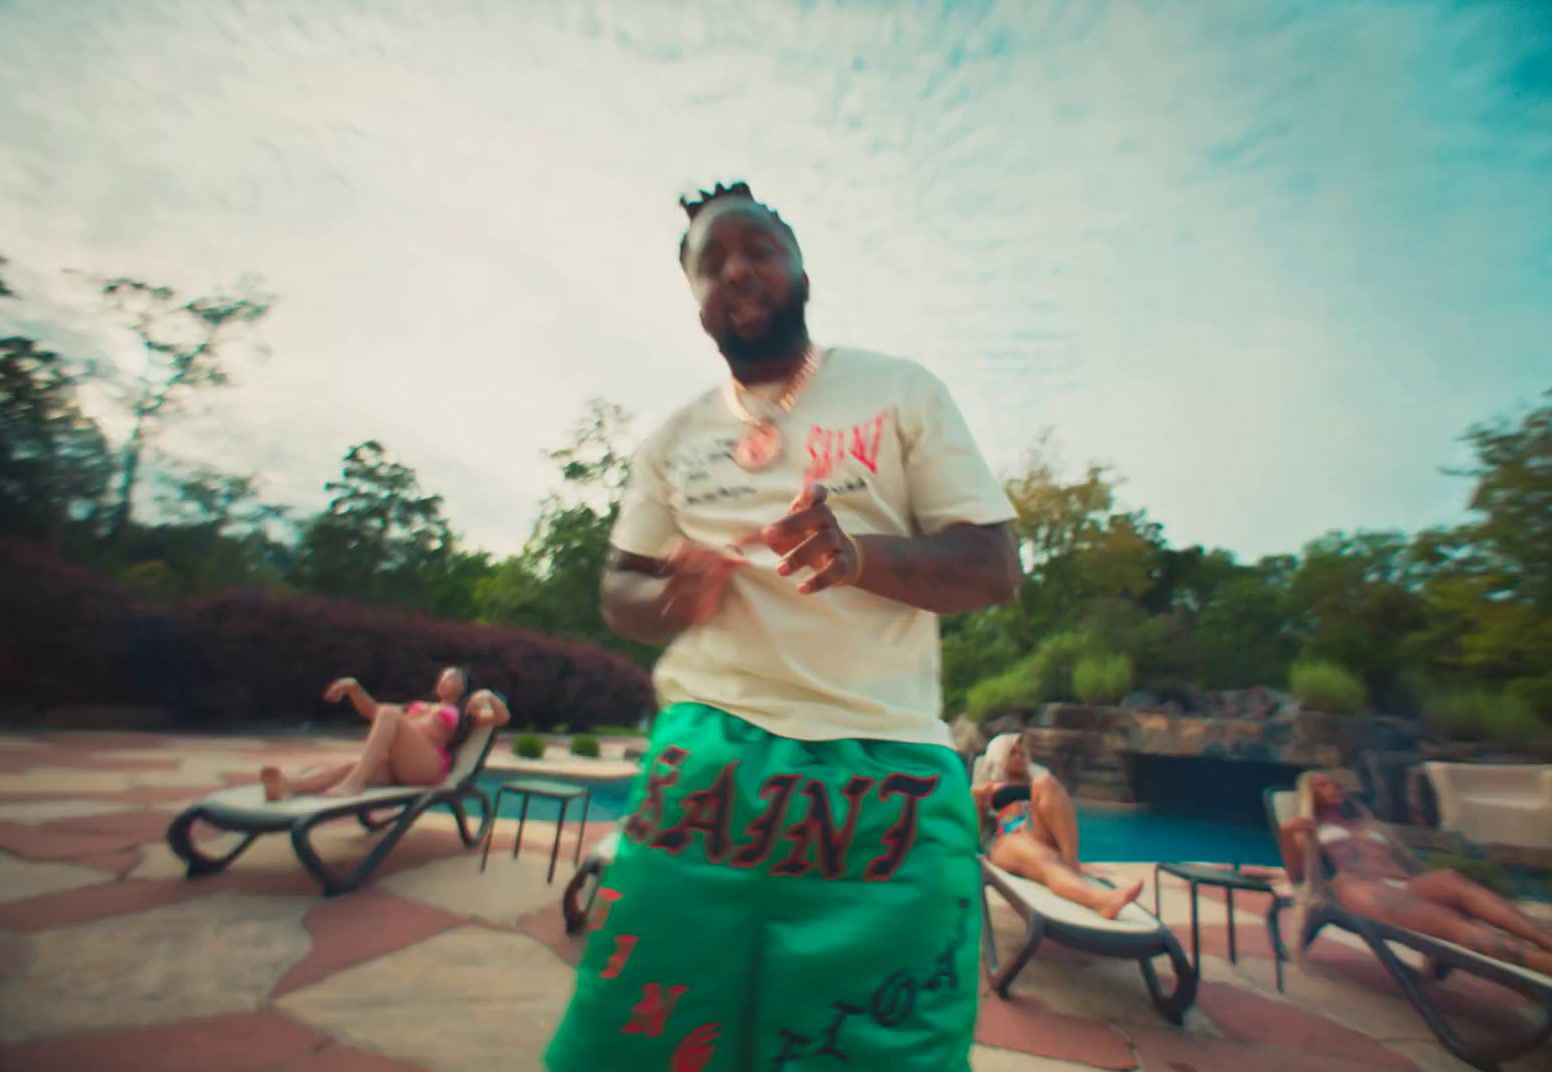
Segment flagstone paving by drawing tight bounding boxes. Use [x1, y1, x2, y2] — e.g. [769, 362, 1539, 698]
[0, 730, 1545, 1071]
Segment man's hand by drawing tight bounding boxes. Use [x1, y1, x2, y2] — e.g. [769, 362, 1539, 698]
[662, 540, 746, 625]
[599, 542, 746, 645]
[743, 485, 861, 595]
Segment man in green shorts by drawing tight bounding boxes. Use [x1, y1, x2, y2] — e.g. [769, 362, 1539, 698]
[545, 181, 1021, 1071]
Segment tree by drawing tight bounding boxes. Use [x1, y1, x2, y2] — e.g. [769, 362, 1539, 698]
[1285, 531, 1428, 707]
[291, 440, 459, 609]
[1409, 391, 1552, 689]
[97, 276, 270, 538]
[107, 466, 296, 596]
[1000, 445, 1165, 646]
[1195, 564, 1297, 689]
[474, 398, 656, 665]
[0, 336, 114, 548]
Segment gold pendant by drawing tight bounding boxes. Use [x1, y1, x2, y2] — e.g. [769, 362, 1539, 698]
[733, 422, 782, 471]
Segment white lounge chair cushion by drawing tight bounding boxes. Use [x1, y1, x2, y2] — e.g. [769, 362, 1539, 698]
[593, 828, 623, 864]
[985, 860, 1162, 936]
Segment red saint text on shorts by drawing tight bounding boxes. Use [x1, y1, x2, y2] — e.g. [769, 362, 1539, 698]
[620, 983, 688, 1038]
[590, 887, 623, 931]
[671, 1022, 721, 1072]
[730, 772, 802, 868]
[600, 934, 638, 979]
[625, 746, 688, 843]
[863, 773, 939, 881]
[770, 775, 876, 879]
[650, 760, 739, 861]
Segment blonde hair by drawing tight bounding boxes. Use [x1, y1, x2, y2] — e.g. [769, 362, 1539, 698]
[1294, 767, 1360, 824]
[977, 733, 1050, 787]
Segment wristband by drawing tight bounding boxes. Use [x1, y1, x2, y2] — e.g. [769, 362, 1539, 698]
[842, 531, 866, 586]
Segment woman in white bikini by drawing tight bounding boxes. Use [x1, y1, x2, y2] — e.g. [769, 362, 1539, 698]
[1279, 769, 1552, 974]
[258, 667, 509, 800]
[972, 733, 1144, 919]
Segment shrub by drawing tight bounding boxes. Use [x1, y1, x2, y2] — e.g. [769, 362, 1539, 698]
[1505, 675, 1552, 724]
[1028, 631, 1095, 703]
[1073, 652, 1134, 705]
[175, 589, 655, 730]
[965, 667, 1040, 722]
[1425, 688, 1506, 742]
[570, 733, 601, 758]
[1288, 659, 1366, 715]
[512, 733, 546, 759]
[1481, 698, 1545, 746]
[0, 541, 154, 717]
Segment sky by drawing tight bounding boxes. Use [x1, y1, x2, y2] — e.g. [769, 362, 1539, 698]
[1, 0, 1548, 561]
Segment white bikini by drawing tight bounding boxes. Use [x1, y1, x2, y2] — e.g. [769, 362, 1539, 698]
[1317, 823, 1409, 889]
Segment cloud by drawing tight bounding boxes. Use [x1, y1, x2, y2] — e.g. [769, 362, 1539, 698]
[1, 0, 1547, 559]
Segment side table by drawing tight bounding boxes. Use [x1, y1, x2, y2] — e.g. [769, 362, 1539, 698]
[480, 778, 592, 884]
[1153, 861, 1276, 976]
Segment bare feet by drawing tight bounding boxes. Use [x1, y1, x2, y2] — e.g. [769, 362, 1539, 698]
[1097, 879, 1145, 920]
[260, 766, 287, 802]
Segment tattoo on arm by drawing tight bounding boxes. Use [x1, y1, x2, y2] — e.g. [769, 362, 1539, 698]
[854, 522, 1018, 615]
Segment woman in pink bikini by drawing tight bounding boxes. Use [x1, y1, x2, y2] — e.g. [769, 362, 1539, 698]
[259, 666, 509, 801]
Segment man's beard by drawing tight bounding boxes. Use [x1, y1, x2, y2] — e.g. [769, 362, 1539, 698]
[712, 290, 808, 366]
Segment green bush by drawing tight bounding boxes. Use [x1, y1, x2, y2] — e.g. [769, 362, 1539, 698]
[1506, 675, 1552, 723]
[570, 733, 601, 758]
[1482, 699, 1545, 746]
[965, 667, 1040, 722]
[1288, 659, 1367, 715]
[1028, 630, 1096, 704]
[1421, 687, 1543, 745]
[512, 733, 546, 760]
[1073, 652, 1134, 705]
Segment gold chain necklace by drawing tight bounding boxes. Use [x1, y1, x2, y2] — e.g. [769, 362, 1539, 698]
[724, 344, 822, 472]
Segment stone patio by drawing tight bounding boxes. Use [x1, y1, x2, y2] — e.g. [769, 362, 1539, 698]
[0, 731, 1546, 1071]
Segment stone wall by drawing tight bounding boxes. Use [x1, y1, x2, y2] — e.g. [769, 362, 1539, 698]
[955, 697, 1432, 807]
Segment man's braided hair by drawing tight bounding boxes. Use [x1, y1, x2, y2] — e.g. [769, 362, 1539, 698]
[677, 181, 799, 265]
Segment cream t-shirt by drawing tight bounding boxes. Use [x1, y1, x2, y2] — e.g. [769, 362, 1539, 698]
[610, 347, 1016, 747]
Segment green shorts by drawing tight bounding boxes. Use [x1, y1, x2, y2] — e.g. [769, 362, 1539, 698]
[544, 703, 981, 1072]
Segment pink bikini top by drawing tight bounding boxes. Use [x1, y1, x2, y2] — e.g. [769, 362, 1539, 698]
[408, 702, 460, 737]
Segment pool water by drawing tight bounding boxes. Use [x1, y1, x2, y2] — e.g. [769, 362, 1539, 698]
[469, 773, 1281, 866]
[1074, 808, 1281, 866]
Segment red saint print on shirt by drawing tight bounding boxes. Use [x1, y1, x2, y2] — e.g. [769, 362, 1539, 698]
[806, 409, 889, 481]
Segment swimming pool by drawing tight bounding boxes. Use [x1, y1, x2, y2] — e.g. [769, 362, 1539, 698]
[470, 772, 1281, 866]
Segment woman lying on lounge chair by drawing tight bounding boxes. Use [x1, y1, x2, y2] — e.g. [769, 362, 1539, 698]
[973, 733, 1143, 919]
[1280, 769, 1552, 975]
[258, 667, 510, 801]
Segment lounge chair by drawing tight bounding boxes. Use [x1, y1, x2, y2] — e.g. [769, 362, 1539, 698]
[166, 721, 498, 897]
[979, 857, 1198, 1023]
[562, 824, 621, 934]
[1262, 787, 1552, 1071]
[969, 752, 1196, 1022]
